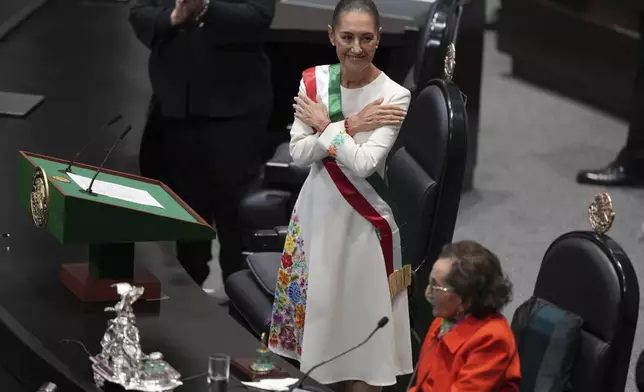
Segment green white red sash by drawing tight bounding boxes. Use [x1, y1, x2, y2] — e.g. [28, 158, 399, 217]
[302, 64, 410, 298]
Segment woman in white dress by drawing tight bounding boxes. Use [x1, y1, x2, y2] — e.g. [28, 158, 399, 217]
[268, 1, 413, 391]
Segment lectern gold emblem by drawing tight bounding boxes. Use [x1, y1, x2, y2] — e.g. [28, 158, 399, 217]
[588, 192, 615, 235]
[30, 167, 50, 228]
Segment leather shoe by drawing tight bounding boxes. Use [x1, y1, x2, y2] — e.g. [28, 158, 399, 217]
[577, 160, 644, 186]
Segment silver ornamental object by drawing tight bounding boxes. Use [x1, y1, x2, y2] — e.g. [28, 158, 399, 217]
[91, 283, 183, 391]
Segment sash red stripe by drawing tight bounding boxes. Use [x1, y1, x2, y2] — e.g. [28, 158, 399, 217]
[302, 67, 394, 277]
[302, 67, 319, 135]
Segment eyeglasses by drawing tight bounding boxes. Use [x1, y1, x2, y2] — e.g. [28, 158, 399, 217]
[427, 284, 453, 295]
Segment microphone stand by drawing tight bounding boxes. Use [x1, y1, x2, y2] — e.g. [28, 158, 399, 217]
[80, 125, 132, 196]
[61, 114, 122, 174]
[289, 317, 389, 391]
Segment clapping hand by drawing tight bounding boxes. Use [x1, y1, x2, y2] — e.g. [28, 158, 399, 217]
[170, 0, 204, 26]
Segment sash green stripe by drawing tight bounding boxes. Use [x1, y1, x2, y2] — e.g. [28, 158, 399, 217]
[325, 63, 408, 266]
[328, 64, 343, 122]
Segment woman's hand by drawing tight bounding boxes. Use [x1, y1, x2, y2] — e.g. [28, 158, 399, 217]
[345, 97, 407, 136]
[293, 93, 331, 132]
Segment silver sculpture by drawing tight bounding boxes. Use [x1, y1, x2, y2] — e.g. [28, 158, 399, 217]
[91, 283, 183, 391]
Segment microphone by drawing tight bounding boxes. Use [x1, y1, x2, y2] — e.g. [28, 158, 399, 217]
[81, 125, 132, 196]
[61, 114, 123, 174]
[290, 317, 389, 391]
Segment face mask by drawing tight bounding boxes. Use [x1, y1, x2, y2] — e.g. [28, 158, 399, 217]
[425, 293, 433, 305]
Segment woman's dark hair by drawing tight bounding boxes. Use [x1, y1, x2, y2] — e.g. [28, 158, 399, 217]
[331, 0, 381, 29]
[440, 240, 513, 319]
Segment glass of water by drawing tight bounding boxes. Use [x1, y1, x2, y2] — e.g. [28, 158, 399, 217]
[208, 353, 230, 391]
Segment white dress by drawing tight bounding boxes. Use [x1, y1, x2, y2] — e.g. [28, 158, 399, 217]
[268, 64, 413, 386]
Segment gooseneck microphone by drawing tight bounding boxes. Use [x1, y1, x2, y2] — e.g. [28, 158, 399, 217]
[62, 114, 123, 174]
[289, 316, 390, 391]
[81, 125, 132, 196]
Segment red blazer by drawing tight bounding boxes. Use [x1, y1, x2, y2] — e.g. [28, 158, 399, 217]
[410, 314, 521, 392]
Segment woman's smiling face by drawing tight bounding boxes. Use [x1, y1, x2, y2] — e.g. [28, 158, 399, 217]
[328, 10, 380, 74]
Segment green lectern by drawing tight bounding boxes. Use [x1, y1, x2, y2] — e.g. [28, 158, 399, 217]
[18, 151, 216, 302]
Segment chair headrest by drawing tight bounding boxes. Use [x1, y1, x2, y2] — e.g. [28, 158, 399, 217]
[533, 232, 628, 342]
[399, 83, 449, 180]
[414, 0, 463, 86]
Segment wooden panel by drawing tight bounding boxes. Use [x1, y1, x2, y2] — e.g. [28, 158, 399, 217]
[497, 0, 638, 119]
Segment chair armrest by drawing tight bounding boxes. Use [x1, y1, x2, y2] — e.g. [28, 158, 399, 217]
[246, 226, 288, 253]
[263, 142, 309, 189]
[264, 161, 293, 186]
[264, 160, 310, 189]
[276, 226, 288, 248]
[239, 189, 292, 229]
[248, 229, 282, 253]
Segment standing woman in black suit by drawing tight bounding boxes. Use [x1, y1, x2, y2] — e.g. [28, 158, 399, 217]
[128, 0, 275, 289]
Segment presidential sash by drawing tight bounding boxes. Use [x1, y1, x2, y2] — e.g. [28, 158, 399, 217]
[302, 64, 411, 299]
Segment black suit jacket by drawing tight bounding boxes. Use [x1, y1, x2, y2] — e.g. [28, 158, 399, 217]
[129, 0, 275, 118]
[615, 0, 644, 11]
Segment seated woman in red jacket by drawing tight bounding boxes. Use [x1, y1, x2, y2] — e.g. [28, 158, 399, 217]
[409, 240, 521, 392]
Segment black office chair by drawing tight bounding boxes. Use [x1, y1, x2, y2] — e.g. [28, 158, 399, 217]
[404, 0, 465, 95]
[238, 0, 468, 255]
[511, 222, 639, 392]
[238, 138, 308, 253]
[225, 78, 468, 339]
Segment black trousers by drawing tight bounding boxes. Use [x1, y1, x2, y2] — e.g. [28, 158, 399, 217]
[139, 102, 271, 286]
[623, 12, 644, 161]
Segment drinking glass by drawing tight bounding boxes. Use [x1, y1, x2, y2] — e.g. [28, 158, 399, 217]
[208, 353, 230, 391]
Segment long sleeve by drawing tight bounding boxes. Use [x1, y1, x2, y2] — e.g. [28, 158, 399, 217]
[129, 0, 175, 49]
[289, 79, 329, 167]
[200, 0, 275, 31]
[316, 90, 411, 178]
[450, 334, 518, 392]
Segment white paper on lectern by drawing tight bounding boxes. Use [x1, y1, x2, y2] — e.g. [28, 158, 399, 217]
[241, 378, 299, 391]
[68, 173, 164, 209]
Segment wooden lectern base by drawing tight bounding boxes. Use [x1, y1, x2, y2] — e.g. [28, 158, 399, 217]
[60, 263, 161, 302]
[232, 358, 290, 381]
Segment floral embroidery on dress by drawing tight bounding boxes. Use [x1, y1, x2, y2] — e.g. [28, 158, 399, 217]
[327, 130, 347, 158]
[332, 131, 347, 146]
[269, 210, 308, 360]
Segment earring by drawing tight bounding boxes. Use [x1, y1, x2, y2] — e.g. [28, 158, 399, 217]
[331, 42, 336, 46]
